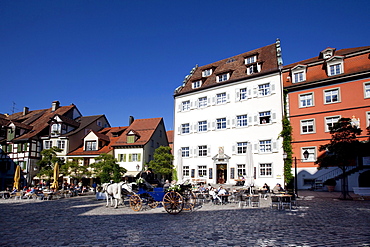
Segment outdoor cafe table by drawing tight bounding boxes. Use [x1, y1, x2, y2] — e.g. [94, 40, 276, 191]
[0, 191, 10, 199]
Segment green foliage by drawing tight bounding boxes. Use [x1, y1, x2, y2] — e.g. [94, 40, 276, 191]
[316, 118, 362, 168]
[60, 158, 91, 181]
[90, 153, 127, 183]
[37, 147, 64, 178]
[280, 89, 293, 185]
[148, 146, 174, 176]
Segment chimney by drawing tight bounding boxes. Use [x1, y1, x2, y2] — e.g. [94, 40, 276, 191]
[52, 101, 60, 112]
[23, 107, 29, 116]
[129, 116, 134, 125]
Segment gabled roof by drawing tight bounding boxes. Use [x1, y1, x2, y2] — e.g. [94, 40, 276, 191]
[174, 43, 280, 96]
[50, 114, 80, 128]
[166, 130, 174, 144]
[63, 115, 108, 137]
[112, 118, 163, 147]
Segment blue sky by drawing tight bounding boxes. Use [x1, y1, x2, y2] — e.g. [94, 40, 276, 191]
[1, 1, 369, 131]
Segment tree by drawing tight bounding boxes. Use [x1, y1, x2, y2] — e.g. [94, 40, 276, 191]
[37, 147, 64, 179]
[60, 158, 91, 182]
[90, 153, 126, 183]
[148, 146, 174, 181]
[316, 118, 362, 200]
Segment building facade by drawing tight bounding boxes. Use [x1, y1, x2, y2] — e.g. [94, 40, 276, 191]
[282, 46, 370, 190]
[173, 41, 285, 188]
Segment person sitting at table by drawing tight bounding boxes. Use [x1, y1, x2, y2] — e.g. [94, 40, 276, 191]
[10, 187, 18, 195]
[217, 186, 229, 203]
[272, 183, 284, 193]
[209, 187, 221, 204]
[263, 183, 270, 193]
[198, 184, 206, 193]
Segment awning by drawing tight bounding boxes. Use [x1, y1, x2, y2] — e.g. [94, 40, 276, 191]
[124, 171, 140, 177]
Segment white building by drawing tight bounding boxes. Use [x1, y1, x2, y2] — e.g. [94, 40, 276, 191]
[173, 41, 285, 188]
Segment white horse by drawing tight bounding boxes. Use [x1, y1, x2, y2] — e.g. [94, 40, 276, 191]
[102, 182, 134, 208]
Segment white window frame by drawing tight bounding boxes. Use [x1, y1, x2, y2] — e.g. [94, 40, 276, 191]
[240, 88, 247, 100]
[259, 163, 272, 177]
[237, 142, 247, 154]
[246, 64, 260, 75]
[364, 82, 370, 99]
[301, 119, 315, 134]
[258, 83, 270, 96]
[182, 101, 190, 111]
[181, 123, 190, 134]
[329, 63, 342, 76]
[326, 56, 344, 76]
[259, 140, 272, 153]
[299, 92, 314, 108]
[198, 96, 207, 108]
[198, 145, 207, 157]
[245, 55, 256, 64]
[216, 118, 227, 130]
[198, 120, 207, 132]
[132, 153, 139, 162]
[57, 140, 65, 150]
[202, 69, 212, 77]
[237, 115, 248, 127]
[259, 111, 271, 124]
[237, 164, 246, 176]
[181, 147, 189, 157]
[325, 116, 340, 132]
[324, 88, 340, 104]
[192, 80, 202, 89]
[217, 73, 230, 82]
[44, 140, 52, 149]
[183, 166, 190, 177]
[85, 140, 96, 151]
[291, 65, 307, 83]
[301, 147, 316, 162]
[216, 92, 227, 104]
[198, 165, 207, 177]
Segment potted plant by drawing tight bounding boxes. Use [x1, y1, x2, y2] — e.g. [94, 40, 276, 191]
[323, 179, 336, 192]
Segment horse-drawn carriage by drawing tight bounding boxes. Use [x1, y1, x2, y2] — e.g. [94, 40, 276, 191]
[102, 179, 197, 215]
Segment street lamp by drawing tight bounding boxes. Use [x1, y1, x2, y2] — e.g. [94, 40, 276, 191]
[136, 164, 140, 171]
[283, 150, 309, 197]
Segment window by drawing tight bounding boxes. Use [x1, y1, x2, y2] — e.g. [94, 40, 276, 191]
[365, 82, 370, 98]
[259, 140, 271, 153]
[245, 55, 256, 64]
[260, 163, 272, 177]
[240, 88, 247, 100]
[300, 93, 314, 107]
[216, 118, 226, 130]
[44, 141, 52, 149]
[181, 147, 189, 157]
[202, 69, 212, 77]
[182, 101, 190, 111]
[132, 153, 139, 162]
[237, 142, 247, 154]
[294, 71, 305, 83]
[183, 166, 190, 176]
[192, 80, 202, 89]
[118, 154, 126, 162]
[258, 83, 270, 96]
[237, 164, 246, 176]
[51, 123, 61, 136]
[57, 140, 65, 150]
[301, 119, 315, 134]
[198, 145, 207, 156]
[329, 64, 342, 76]
[247, 64, 259, 75]
[198, 97, 207, 108]
[198, 165, 207, 177]
[302, 147, 316, 162]
[85, 141, 96, 151]
[216, 93, 226, 104]
[324, 88, 340, 104]
[325, 116, 340, 132]
[181, 123, 190, 134]
[198, 121, 207, 132]
[217, 73, 229, 82]
[237, 115, 248, 127]
[259, 111, 271, 124]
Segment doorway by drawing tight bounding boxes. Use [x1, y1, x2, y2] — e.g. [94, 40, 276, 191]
[216, 164, 227, 184]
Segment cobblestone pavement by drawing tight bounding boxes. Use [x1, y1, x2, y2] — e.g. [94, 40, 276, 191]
[0, 191, 369, 247]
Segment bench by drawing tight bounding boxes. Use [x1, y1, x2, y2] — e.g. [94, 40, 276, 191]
[353, 187, 370, 199]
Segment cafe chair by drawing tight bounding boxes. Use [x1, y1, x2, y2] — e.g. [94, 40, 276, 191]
[250, 195, 260, 207]
[280, 196, 292, 210]
[270, 196, 280, 210]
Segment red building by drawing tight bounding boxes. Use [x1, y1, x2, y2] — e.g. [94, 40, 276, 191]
[282, 46, 370, 190]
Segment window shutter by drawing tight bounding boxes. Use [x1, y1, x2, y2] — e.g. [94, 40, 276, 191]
[248, 115, 253, 126]
[227, 93, 230, 103]
[189, 147, 193, 158]
[207, 121, 211, 131]
[248, 88, 253, 99]
[138, 153, 141, 162]
[211, 120, 215, 131]
[128, 154, 132, 162]
[196, 99, 199, 108]
[231, 116, 236, 128]
[271, 110, 277, 123]
[123, 154, 126, 162]
[193, 123, 198, 133]
[178, 104, 182, 112]
[254, 114, 258, 125]
[253, 86, 258, 98]
[235, 89, 240, 102]
[211, 96, 215, 105]
[272, 139, 278, 153]
[194, 147, 198, 157]
[253, 142, 259, 154]
[118, 154, 122, 162]
[271, 83, 276, 94]
[227, 117, 231, 129]
[207, 97, 211, 106]
[232, 144, 236, 154]
[207, 145, 211, 156]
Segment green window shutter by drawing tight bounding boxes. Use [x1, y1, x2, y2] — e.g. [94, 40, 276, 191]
[123, 154, 126, 162]
[7, 144, 12, 153]
[23, 143, 28, 151]
[127, 136, 134, 143]
[128, 154, 132, 162]
[118, 154, 122, 162]
[138, 153, 141, 162]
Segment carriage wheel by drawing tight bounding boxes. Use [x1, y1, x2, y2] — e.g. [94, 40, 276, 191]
[183, 190, 196, 211]
[163, 191, 183, 215]
[129, 194, 142, 211]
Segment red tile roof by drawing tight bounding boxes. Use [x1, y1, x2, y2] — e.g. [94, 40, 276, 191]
[175, 43, 279, 95]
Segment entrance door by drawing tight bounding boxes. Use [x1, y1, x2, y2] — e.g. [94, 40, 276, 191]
[216, 164, 227, 184]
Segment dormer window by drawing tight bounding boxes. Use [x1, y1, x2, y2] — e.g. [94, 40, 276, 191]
[245, 55, 257, 64]
[246, 64, 261, 75]
[202, 69, 212, 77]
[85, 140, 97, 151]
[326, 56, 344, 76]
[217, 73, 230, 82]
[51, 123, 61, 136]
[291, 65, 307, 83]
[192, 80, 202, 89]
[127, 130, 139, 143]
